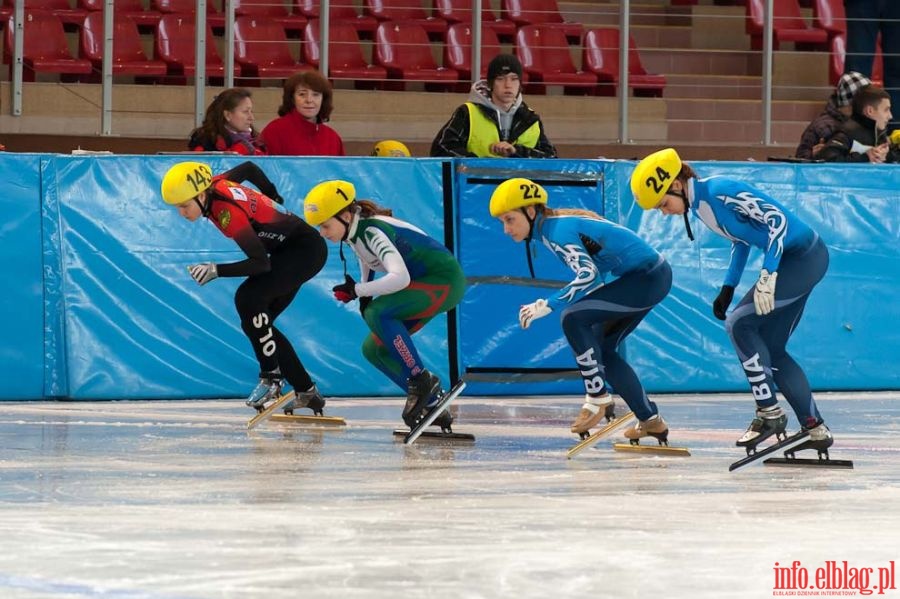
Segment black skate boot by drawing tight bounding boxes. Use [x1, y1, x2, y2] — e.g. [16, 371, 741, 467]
[402, 370, 452, 430]
[789, 418, 834, 458]
[736, 405, 787, 451]
[245, 371, 283, 411]
[283, 384, 326, 416]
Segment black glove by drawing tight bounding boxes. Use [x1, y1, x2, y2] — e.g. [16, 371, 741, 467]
[332, 274, 358, 303]
[712, 285, 735, 321]
[359, 296, 372, 316]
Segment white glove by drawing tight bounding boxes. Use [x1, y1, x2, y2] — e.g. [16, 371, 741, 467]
[188, 263, 218, 286]
[753, 269, 777, 315]
[519, 298, 552, 329]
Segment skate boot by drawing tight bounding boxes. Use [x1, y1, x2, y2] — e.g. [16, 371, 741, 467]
[282, 384, 326, 416]
[623, 415, 669, 446]
[245, 372, 283, 411]
[570, 393, 615, 437]
[402, 370, 452, 430]
[790, 418, 834, 458]
[735, 405, 787, 450]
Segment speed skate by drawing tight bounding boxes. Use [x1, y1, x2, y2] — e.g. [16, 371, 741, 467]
[395, 380, 474, 444]
[247, 392, 345, 430]
[567, 411, 635, 459]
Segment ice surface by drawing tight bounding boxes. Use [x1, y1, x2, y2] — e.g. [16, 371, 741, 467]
[0, 393, 897, 599]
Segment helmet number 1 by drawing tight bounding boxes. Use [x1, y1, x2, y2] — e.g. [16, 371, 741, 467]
[644, 166, 671, 194]
[186, 166, 212, 193]
[518, 183, 543, 200]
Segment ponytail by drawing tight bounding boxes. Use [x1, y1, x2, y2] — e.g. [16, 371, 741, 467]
[355, 199, 393, 218]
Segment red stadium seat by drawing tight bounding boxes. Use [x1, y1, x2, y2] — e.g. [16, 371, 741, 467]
[443, 22, 506, 81]
[583, 28, 666, 97]
[501, 0, 582, 42]
[374, 20, 457, 90]
[813, 0, 845, 37]
[364, 0, 447, 37]
[434, 0, 516, 40]
[234, 15, 311, 81]
[79, 0, 161, 28]
[80, 11, 167, 79]
[294, 0, 378, 36]
[4, 11, 92, 81]
[152, 0, 225, 29]
[516, 24, 596, 94]
[155, 14, 238, 80]
[746, 0, 828, 50]
[2, 0, 87, 27]
[235, 0, 307, 35]
[303, 19, 386, 87]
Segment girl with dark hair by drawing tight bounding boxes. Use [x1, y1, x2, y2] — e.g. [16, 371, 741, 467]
[188, 88, 266, 155]
[261, 71, 345, 156]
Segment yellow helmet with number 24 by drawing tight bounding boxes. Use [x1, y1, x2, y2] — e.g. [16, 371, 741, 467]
[630, 148, 682, 210]
[489, 177, 548, 217]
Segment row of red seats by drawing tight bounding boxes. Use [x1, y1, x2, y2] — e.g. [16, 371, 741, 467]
[0, 0, 580, 39]
[5, 11, 665, 96]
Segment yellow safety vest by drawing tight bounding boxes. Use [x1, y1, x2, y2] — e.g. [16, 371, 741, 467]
[465, 103, 541, 157]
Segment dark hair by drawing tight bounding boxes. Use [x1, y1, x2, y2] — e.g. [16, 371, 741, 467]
[355, 199, 393, 218]
[677, 163, 697, 182]
[190, 87, 255, 145]
[278, 70, 334, 122]
[852, 84, 889, 116]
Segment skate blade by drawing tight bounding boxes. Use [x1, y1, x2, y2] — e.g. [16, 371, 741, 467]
[246, 393, 296, 430]
[566, 412, 636, 459]
[269, 414, 346, 426]
[405, 380, 467, 445]
[393, 429, 475, 442]
[728, 429, 810, 472]
[763, 457, 854, 469]
[613, 443, 691, 457]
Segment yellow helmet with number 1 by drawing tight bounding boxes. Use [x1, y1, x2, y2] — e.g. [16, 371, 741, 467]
[161, 161, 214, 205]
[630, 148, 682, 210]
[304, 180, 356, 226]
[489, 177, 548, 217]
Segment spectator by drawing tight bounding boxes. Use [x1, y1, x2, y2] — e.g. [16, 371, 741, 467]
[843, 0, 900, 130]
[430, 54, 557, 158]
[371, 140, 411, 157]
[188, 88, 266, 155]
[261, 71, 345, 156]
[795, 72, 871, 159]
[817, 84, 900, 162]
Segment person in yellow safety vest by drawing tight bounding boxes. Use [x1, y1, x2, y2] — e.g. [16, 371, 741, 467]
[430, 54, 557, 158]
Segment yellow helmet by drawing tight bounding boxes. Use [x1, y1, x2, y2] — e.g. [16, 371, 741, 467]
[630, 148, 682, 210]
[489, 177, 548, 217]
[304, 179, 356, 226]
[371, 140, 411, 157]
[161, 161, 214, 205]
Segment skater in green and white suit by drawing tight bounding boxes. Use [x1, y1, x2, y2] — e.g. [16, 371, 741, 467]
[304, 180, 466, 429]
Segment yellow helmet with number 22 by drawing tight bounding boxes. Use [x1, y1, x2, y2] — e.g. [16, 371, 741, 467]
[489, 177, 548, 217]
[161, 162, 214, 205]
[304, 180, 356, 226]
[630, 148, 682, 210]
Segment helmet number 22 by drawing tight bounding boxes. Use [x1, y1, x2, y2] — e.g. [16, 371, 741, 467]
[644, 166, 671, 194]
[518, 183, 543, 200]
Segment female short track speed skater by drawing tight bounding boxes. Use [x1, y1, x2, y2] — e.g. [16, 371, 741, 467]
[161, 161, 328, 415]
[302, 180, 466, 430]
[630, 148, 833, 454]
[489, 178, 674, 444]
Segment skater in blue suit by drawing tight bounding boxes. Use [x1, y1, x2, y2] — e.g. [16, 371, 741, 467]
[489, 177, 674, 444]
[631, 148, 833, 454]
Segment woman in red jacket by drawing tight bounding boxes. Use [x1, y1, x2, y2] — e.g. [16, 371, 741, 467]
[261, 71, 345, 156]
[188, 88, 266, 155]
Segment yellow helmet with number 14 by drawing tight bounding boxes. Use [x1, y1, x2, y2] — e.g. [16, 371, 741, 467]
[489, 177, 548, 217]
[630, 148, 682, 210]
[161, 162, 214, 205]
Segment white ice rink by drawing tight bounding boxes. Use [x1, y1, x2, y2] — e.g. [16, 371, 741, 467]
[0, 392, 898, 599]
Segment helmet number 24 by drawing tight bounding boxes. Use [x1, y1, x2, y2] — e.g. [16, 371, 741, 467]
[644, 166, 671, 194]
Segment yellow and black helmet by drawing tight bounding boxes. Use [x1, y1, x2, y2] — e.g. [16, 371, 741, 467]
[488, 177, 548, 217]
[371, 140, 411, 157]
[630, 148, 682, 210]
[161, 162, 214, 205]
[303, 180, 356, 226]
